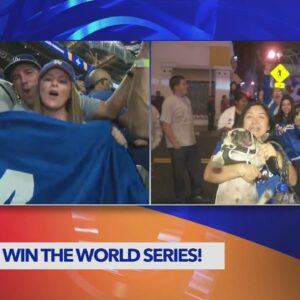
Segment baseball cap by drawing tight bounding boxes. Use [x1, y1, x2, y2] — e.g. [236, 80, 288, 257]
[4, 54, 41, 80]
[39, 59, 76, 82]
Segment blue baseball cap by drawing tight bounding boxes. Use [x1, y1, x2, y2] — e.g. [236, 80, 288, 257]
[4, 54, 41, 80]
[39, 59, 76, 82]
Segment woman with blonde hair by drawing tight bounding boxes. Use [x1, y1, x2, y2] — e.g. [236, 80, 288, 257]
[35, 59, 127, 146]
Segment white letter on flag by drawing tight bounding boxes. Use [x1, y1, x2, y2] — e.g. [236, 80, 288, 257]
[0, 169, 34, 204]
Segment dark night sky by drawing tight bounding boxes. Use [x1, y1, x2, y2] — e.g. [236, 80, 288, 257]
[232, 41, 300, 90]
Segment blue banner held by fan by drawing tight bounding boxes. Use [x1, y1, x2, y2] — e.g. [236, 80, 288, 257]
[0, 112, 148, 205]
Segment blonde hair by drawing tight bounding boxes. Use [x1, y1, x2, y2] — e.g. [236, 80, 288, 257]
[35, 80, 83, 123]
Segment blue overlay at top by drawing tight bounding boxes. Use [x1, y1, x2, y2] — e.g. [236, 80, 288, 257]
[0, 0, 298, 40]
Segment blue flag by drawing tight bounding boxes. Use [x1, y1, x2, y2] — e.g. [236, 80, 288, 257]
[0, 112, 148, 205]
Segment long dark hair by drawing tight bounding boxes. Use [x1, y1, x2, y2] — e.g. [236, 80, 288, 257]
[274, 94, 295, 124]
[236, 101, 275, 141]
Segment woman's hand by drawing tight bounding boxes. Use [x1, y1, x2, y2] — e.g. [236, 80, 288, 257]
[238, 164, 261, 183]
[111, 126, 128, 148]
[204, 160, 261, 184]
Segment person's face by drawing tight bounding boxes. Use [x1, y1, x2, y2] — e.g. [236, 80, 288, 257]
[102, 77, 112, 90]
[95, 77, 112, 91]
[272, 89, 282, 103]
[281, 99, 292, 116]
[258, 90, 264, 101]
[11, 64, 40, 108]
[76, 80, 86, 93]
[231, 83, 237, 90]
[243, 105, 270, 138]
[39, 68, 72, 112]
[236, 96, 248, 111]
[174, 79, 188, 96]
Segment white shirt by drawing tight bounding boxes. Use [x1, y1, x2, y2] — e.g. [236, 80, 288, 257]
[160, 94, 196, 148]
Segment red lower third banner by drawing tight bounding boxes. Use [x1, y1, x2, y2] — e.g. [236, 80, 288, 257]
[0, 206, 299, 300]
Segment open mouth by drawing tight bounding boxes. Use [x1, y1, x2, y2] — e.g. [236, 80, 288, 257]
[22, 88, 31, 94]
[49, 91, 59, 97]
[243, 138, 252, 146]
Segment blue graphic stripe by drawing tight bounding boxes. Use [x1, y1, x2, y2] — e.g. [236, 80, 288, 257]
[64, 17, 178, 40]
[0, 0, 299, 39]
[151, 206, 300, 259]
[0, 0, 216, 39]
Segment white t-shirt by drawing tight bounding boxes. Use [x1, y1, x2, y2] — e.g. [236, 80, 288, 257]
[160, 94, 196, 148]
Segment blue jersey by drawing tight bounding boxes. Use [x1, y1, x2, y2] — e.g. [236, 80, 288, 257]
[213, 140, 281, 201]
[263, 75, 279, 115]
[88, 90, 113, 101]
[0, 112, 148, 205]
[275, 118, 300, 161]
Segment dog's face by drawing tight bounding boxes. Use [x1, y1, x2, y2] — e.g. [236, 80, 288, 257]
[214, 128, 266, 204]
[224, 128, 255, 147]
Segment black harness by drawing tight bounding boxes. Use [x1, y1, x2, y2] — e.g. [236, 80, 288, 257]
[222, 145, 257, 165]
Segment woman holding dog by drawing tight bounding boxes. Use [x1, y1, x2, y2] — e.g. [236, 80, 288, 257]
[275, 95, 300, 199]
[204, 101, 297, 204]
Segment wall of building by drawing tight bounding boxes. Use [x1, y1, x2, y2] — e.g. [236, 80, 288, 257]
[151, 41, 234, 120]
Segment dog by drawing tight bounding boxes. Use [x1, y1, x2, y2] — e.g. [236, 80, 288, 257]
[212, 128, 267, 204]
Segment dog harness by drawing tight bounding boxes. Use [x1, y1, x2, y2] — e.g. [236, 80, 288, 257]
[221, 145, 257, 165]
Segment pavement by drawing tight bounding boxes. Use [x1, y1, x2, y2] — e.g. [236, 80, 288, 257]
[151, 127, 222, 204]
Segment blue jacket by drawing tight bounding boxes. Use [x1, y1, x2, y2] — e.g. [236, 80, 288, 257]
[275, 118, 300, 161]
[263, 75, 279, 116]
